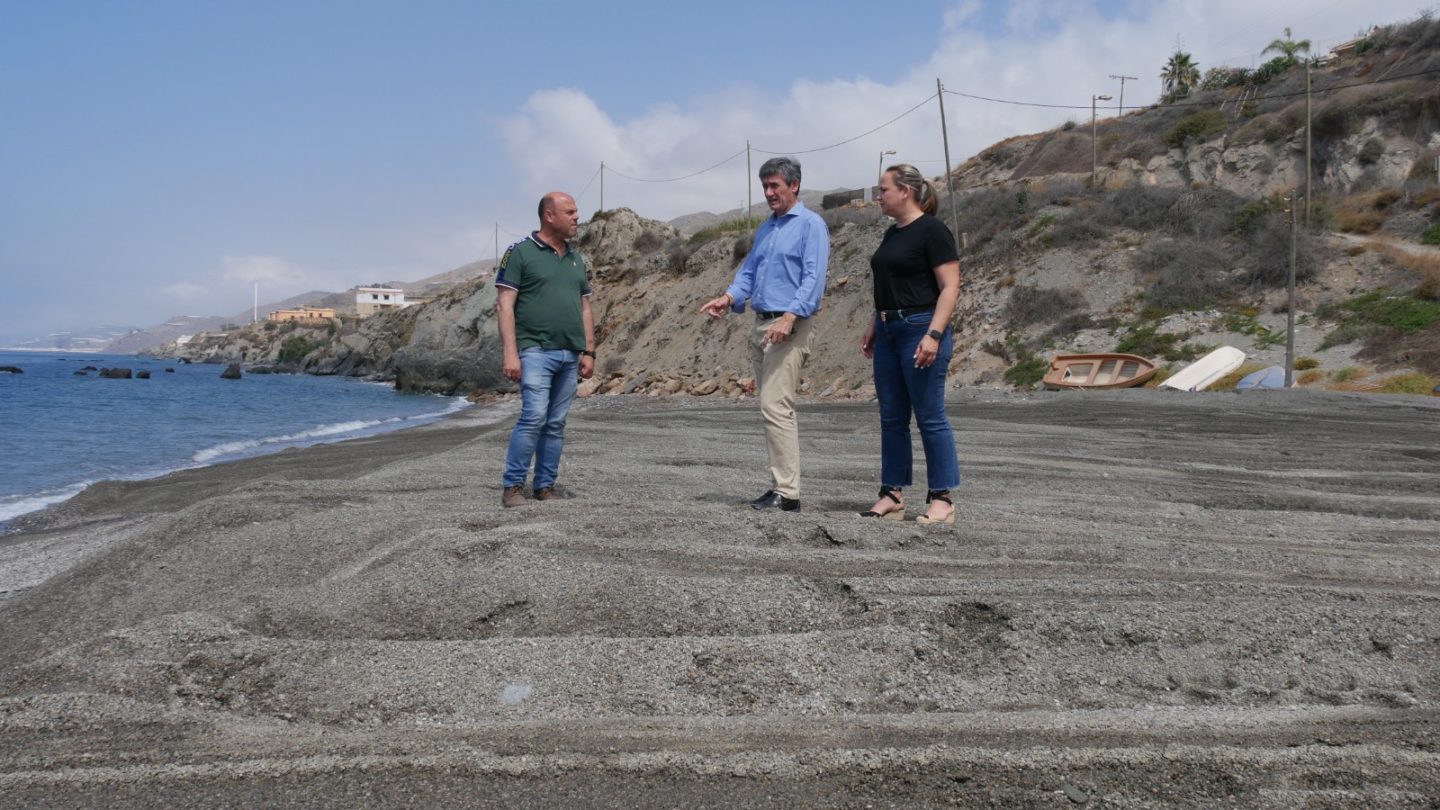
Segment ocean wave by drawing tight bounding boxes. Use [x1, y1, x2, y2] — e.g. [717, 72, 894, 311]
[0, 483, 90, 524]
[190, 400, 469, 464]
[192, 418, 399, 463]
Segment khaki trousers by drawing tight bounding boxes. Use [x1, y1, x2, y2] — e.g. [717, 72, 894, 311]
[751, 315, 814, 499]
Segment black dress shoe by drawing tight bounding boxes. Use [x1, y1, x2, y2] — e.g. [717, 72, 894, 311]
[750, 490, 800, 511]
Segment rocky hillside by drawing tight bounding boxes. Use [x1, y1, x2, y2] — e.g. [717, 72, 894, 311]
[161, 15, 1440, 397]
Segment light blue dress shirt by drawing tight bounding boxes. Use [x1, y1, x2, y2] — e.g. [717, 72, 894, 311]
[725, 200, 829, 318]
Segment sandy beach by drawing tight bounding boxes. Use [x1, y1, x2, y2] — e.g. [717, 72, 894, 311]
[2, 389, 1439, 808]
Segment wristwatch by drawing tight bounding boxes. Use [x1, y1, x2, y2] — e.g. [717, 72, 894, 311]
[580, 350, 596, 358]
[926, 329, 943, 341]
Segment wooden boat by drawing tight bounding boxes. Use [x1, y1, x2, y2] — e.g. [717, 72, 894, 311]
[1043, 353, 1157, 390]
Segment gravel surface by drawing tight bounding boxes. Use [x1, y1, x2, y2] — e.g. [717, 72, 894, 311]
[2, 389, 1439, 808]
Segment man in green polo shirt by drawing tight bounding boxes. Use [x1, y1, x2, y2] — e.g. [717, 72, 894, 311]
[495, 191, 596, 508]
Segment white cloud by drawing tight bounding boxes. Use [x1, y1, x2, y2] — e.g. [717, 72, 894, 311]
[220, 255, 311, 286]
[161, 281, 208, 301]
[499, 0, 1433, 223]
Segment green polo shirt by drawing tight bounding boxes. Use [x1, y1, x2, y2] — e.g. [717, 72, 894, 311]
[494, 233, 591, 352]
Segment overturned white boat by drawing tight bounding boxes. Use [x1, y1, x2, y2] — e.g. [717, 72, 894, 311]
[1161, 346, 1246, 392]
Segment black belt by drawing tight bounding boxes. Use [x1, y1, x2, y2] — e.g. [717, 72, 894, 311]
[755, 310, 788, 320]
[876, 307, 934, 321]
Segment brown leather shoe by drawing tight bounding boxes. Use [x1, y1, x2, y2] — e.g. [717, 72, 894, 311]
[502, 485, 525, 508]
[533, 487, 557, 501]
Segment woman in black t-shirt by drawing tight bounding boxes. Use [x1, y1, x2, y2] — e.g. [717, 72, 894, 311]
[858, 164, 962, 524]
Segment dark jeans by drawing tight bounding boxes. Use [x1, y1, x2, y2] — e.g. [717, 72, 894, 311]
[872, 312, 961, 491]
[502, 348, 579, 490]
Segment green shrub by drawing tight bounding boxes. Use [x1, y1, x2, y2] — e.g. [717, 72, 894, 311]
[1163, 110, 1227, 148]
[1332, 366, 1366, 382]
[1422, 222, 1440, 245]
[278, 335, 318, 364]
[1320, 291, 1440, 347]
[1115, 321, 1208, 362]
[1358, 138, 1385, 166]
[1003, 342, 1047, 389]
[1252, 55, 1297, 84]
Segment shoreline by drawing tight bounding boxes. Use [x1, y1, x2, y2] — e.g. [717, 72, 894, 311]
[0, 387, 479, 534]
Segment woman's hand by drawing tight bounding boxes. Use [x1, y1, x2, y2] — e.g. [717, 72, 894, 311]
[914, 335, 939, 368]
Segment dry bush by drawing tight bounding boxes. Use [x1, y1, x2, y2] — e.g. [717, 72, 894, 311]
[1293, 356, 1320, 370]
[1298, 369, 1324, 385]
[1011, 131, 1091, 178]
[1373, 245, 1440, 300]
[1237, 213, 1318, 287]
[1418, 268, 1440, 302]
[1332, 366, 1369, 382]
[1169, 188, 1247, 240]
[1093, 186, 1183, 231]
[1333, 188, 1404, 234]
[1004, 285, 1078, 327]
[951, 188, 1024, 250]
[1378, 372, 1439, 394]
[664, 238, 698, 274]
[1134, 238, 1228, 309]
[1337, 210, 1386, 234]
[632, 229, 666, 253]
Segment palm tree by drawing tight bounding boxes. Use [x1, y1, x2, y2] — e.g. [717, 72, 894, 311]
[1263, 27, 1312, 60]
[1161, 51, 1201, 98]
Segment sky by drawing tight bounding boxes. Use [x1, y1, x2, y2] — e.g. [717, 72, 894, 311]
[1, 0, 1433, 341]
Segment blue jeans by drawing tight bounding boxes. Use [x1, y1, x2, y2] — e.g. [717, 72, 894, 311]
[503, 348, 579, 490]
[872, 312, 961, 491]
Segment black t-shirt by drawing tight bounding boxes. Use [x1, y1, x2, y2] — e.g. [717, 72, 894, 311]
[869, 214, 959, 310]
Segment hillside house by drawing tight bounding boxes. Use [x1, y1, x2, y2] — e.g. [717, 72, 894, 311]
[269, 307, 336, 324]
[356, 287, 411, 317]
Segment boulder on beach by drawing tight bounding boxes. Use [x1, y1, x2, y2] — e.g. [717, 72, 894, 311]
[136, 370, 151, 379]
[0, 365, 23, 374]
[220, 363, 242, 380]
[98, 368, 133, 379]
[164, 368, 175, 373]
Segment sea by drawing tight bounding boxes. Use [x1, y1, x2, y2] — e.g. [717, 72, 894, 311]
[0, 351, 469, 531]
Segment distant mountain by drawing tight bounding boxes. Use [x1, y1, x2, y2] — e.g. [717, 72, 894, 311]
[105, 315, 228, 354]
[1, 325, 139, 353]
[103, 260, 497, 355]
[667, 190, 835, 236]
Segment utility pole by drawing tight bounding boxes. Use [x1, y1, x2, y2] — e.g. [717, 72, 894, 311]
[936, 79, 960, 250]
[253, 283, 258, 323]
[1285, 189, 1297, 387]
[494, 223, 499, 267]
[1109, 74, 1137, 115]
[1304, 61, 1312, 226]
[1092, 94, 1113, 187]
[746, 141, 752, 224]
[599, 162, 605, 214]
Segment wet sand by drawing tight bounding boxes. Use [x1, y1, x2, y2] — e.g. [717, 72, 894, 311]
[2, 390, 1439, 808]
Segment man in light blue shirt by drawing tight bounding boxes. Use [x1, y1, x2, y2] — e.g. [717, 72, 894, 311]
[701, 156, 830, 512]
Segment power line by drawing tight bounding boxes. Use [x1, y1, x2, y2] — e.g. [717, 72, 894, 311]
[604, 147, 747, 183]
[575, 164, 602, 200]
[752, 92, 938, 155]
[941, 65, 1440, 113]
